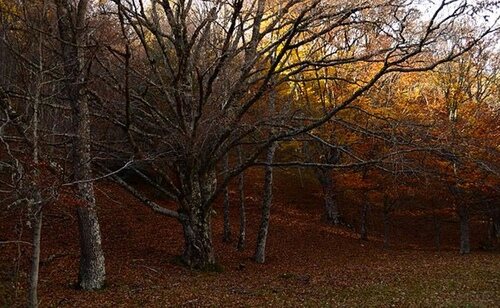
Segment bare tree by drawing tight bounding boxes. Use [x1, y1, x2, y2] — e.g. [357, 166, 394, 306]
[236, 146, 246, 251]
[0, 2, 61, 304]
[96, 0, 498, 268]
[54, 0, 106, 288]
[254, 141, 277, 263]
[222, 154, 231, 242]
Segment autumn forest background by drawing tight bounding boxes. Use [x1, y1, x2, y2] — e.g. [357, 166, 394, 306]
[0, 0, 499, 306]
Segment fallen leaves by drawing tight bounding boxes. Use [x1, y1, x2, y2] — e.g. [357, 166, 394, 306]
[0, 169, 498, 307]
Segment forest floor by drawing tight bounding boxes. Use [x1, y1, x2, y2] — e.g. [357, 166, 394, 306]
[1, 168, 499, 307]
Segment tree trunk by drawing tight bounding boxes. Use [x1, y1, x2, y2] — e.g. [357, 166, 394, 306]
[28, 198, 42, 308]
[180, 209, 215, 269]
[360, 201, 369, 241]
[494, 217, 500, 239]
[74, 110, 106, 290]
[318, 169, 340, 225]
[383, 209, 390, 249]
[237, 146, 246, 251]
[487, 212, 499, 248]
[458, 205, 470, 254]
[222, 154, 231, 243]
[254, 142, 277, 263]
[29, 38, 43, 306]
[178, 169, 217, 268]
[56, 0, 106, 290]
[488, 206, 499, 244]
[77, 204, 106, 290]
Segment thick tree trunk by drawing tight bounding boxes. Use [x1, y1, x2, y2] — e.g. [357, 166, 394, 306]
[237, 146, 246, 251]
[178, 169, 217, 268]
[77, 203, 106, 290]
[458, 205, 470, 254]
[254, 142, 277, 263]
[318, 169, 340, 225]
[360, 201, 369, 241]
[28, 199, 42, 308]
[222, 154, 231, 243]
[180, 210, 215, 269]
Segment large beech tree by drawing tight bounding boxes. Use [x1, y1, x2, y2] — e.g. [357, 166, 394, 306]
[95, 0, 498, 268]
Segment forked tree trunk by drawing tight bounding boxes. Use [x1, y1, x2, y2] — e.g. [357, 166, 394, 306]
[318, 169, 340, 225]
[222, 154, 231, 243]
[237, 146, 246, 251]
[458, 205, 470, 254]
[360, 201, 369, 241]
[254, 142, 277, 263]
[28, 196, 42, 308]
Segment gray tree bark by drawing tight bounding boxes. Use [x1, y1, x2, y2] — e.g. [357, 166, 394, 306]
[28, 48, 43, 307]
[179, 170, 217, 268]
[254, 142, 277, 263]
[180, 209, 215, 268]
[28, 196, 42, 308]
[237, 146, 246, 251]
[222, 154, 231, 243]
[254, 61, 280, 263]
[56, 0, 106, 289]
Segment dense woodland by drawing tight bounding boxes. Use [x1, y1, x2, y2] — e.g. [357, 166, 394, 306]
[0, 0, 499, 306]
